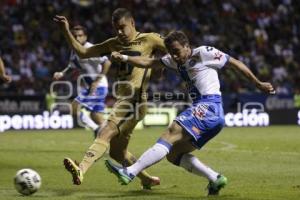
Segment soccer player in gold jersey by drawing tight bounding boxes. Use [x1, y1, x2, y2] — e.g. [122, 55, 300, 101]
[54, 8, 166, 188]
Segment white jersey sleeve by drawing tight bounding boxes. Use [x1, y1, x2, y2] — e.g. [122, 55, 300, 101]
[88, 55, 108, 65]
[198, 46, 229, 69]
[160, 54, 177, 70]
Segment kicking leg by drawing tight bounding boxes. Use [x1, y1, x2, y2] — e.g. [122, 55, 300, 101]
[90, 112, 105, 137]
[64, 120, 118, 185]
[91, 112, 105, 126]
[125, 122, 187, 176]
[109, 134, 160, 189]
[105, 121, 189, 184]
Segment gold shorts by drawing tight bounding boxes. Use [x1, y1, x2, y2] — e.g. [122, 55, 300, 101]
[108, 98, 147, 135]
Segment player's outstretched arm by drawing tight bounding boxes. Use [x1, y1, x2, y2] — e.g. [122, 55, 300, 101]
[228, 57, 275, 94]
[53, 15, 102, 59]
[111, 51, 164, 69]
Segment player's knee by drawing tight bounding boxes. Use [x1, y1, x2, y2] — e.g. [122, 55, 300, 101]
[166, 153, 183, 166]
[162, 123, 182, 144]
[166, 153, 176, 164]
[167, 123, 176, 134]
[167, 122, 181, 135]
[97, 122, 118, 140]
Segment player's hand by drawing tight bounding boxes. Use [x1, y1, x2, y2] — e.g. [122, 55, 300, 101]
[53, 72, 64, 80]
[257, 81, 275, 94]
[53, 15, 70, 31]
[89, 81, 98, 95]
[111, 51, 125, 62]
[0, 74, 12, 83]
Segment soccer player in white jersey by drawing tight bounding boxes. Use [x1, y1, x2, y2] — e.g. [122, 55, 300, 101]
[53, 25, 111, 136]
[105, 31, 275, 196]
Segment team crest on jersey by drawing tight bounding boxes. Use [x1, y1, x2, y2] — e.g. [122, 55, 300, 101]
[214, 51, 223, 60]
[192, 104, 209, 120]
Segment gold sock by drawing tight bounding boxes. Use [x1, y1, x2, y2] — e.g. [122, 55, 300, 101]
[125, 151, 152, 183]
[79, 139, 109, 174]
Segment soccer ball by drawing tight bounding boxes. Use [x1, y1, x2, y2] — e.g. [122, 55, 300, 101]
[14, 169, 42, 195]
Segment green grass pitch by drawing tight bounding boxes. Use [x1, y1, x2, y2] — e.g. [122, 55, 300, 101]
[0, 126, 300, 200]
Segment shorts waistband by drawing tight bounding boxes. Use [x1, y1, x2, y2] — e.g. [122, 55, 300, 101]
[193, 94, 222, 103]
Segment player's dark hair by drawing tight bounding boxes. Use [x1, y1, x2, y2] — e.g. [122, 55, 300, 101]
[112, 8, 133, 23]
[164, 31, 190, 48]
[71, 25, 87, 35]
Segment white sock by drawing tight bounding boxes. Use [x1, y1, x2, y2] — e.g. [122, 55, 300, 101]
[127, 139, 172, 176]
[79, 110, 99, 131]
[179, 154, 219, 182]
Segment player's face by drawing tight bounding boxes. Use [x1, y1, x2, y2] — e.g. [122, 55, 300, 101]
[113, 17, 135, 43]
[167, 41, 190, 65]
[73, 30, 87, 45]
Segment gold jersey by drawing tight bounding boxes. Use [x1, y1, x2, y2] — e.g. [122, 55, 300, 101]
[95, 32, 165, 100]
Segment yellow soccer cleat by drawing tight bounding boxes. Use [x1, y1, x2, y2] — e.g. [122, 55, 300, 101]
[63, 157, 83, 185]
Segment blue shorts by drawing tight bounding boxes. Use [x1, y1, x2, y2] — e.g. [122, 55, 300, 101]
[174, 95, 225, 149]
[75, 86, 108, 112]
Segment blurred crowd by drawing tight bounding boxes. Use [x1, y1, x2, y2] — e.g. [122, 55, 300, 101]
[0, 0, 299, 96]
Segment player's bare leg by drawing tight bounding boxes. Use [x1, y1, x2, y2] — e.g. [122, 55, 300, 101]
[90, 112, 105, 136]
[91, 112, 105, 125]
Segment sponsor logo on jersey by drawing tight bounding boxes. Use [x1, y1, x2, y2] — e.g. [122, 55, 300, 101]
[192, 104, 209, 120]
[128, 41, 142, 46]
[214, 51, 223, 60]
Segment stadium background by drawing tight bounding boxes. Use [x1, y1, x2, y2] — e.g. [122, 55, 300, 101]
[1, 0, 300, 95]
[1, 0, 300, 130]
[0, 1, 300, 200]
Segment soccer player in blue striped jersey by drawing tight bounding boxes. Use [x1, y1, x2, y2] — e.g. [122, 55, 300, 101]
[105, 30, 275, 196]
[53, 25, 111, 136]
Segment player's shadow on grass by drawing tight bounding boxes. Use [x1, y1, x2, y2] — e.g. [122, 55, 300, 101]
[83, 190, 201, 200]
[12, 188, 258, 200]
[75, 190, 252, 200]
[45, 188, 200, 199]
[103, 192, 258, 200]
